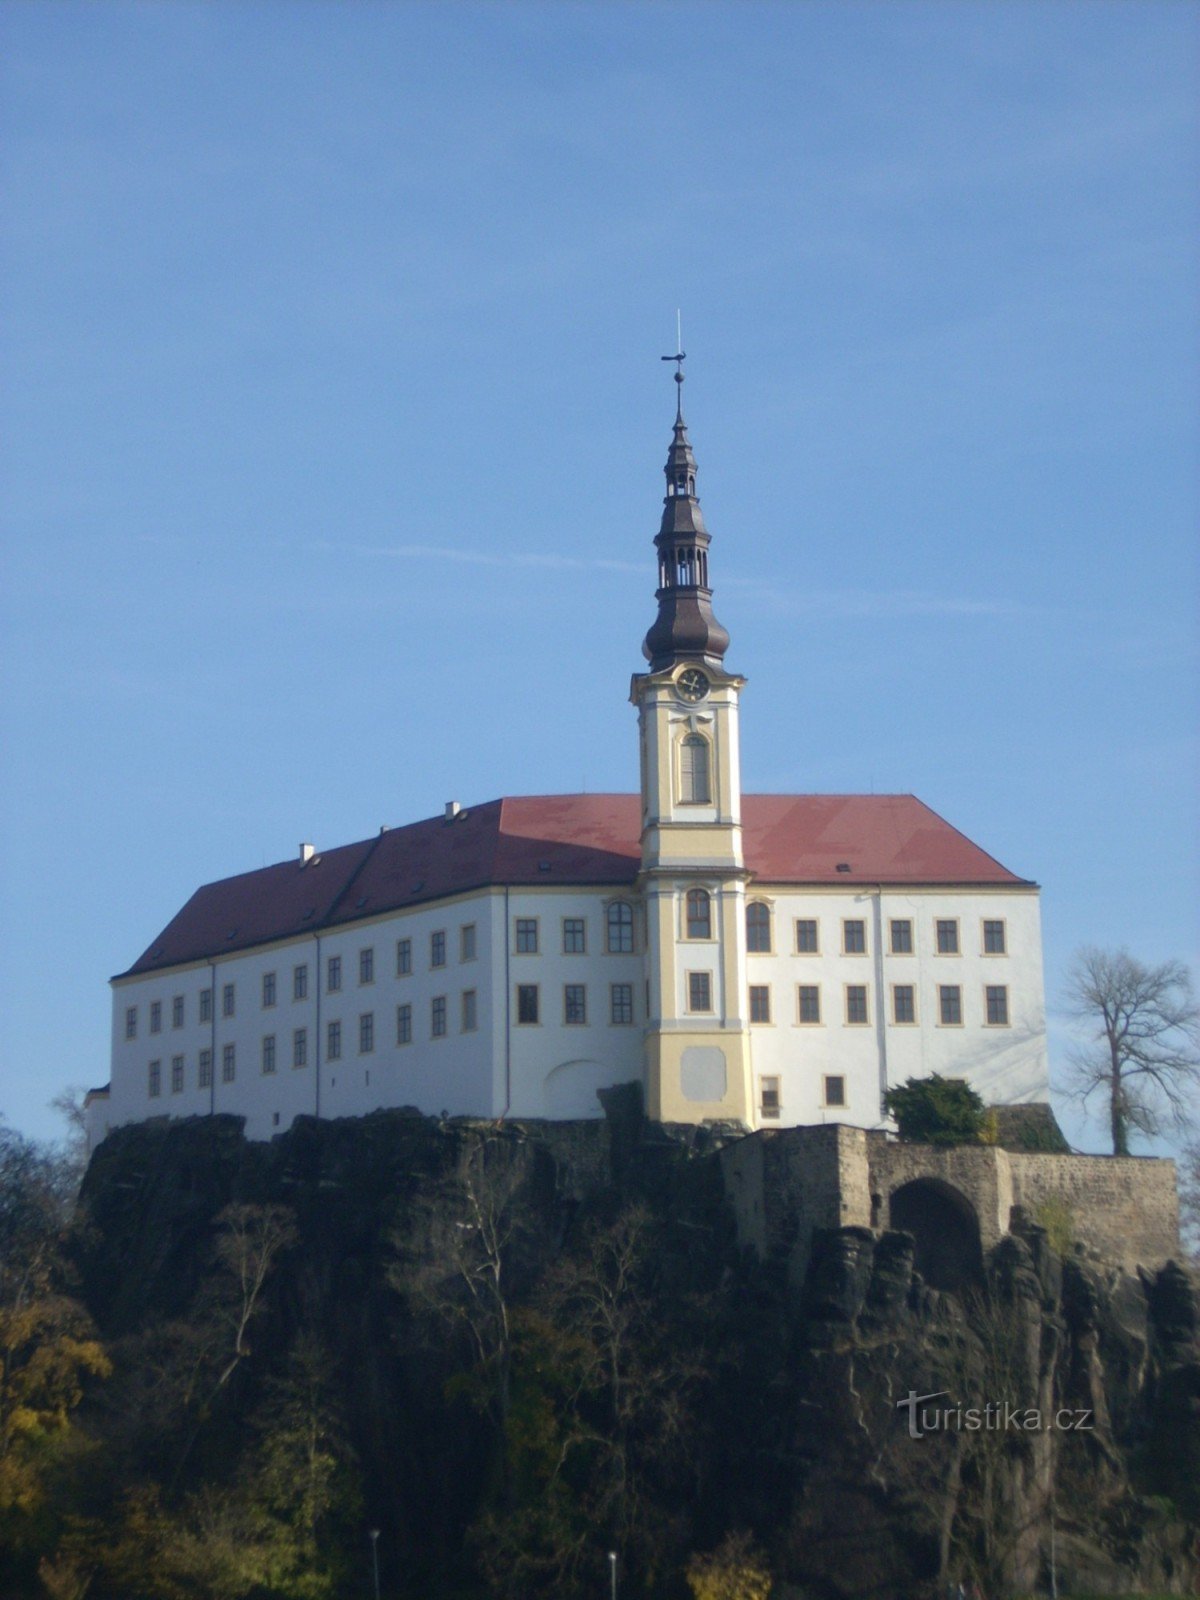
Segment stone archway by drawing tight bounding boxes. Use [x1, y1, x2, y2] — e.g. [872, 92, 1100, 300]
[889, 1178, 983, 1291]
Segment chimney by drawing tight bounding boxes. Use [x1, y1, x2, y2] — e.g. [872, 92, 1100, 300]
[299, 842, 315, 864]
[444, 801, 461, 822]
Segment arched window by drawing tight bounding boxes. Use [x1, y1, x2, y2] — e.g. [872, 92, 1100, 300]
[746, 901, 772, 953]
[680, 734, 710, 804]
[606, 901, 634, 954]
[686, 888, 712, 940]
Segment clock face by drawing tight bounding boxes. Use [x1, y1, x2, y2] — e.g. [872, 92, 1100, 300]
[676, 668, 709, 703]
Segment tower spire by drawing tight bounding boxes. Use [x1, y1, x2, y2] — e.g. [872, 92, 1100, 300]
[642, 350, 731, 671]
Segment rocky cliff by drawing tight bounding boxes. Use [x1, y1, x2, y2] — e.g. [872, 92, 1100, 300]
[65, 1104, 1198, 1599]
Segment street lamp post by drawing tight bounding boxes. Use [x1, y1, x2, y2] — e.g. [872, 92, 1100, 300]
[608, 1549, 618, 1600]
[369, 1528, 381, 1600]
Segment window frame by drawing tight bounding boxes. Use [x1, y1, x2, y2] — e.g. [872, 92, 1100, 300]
[222, 983, 236, 1018]
[125, 1005, 138, 1041]
[516, 984, 539, 1026]
[292, 1028, 307, 1069]
[396, 1004, 412, 1046]
[749, 984, 771, 1024]
[797, 984, 821, 1025]
[149, 1000, 162, 1034]
[198, 1048, 213, 1088]
[261, 1034, 276, 1074]
[562, 917, 587, 955]
[327, 954, 343, 992]
[460, 923, 477, 962]
[606, 901, 635, 954]
[687, 970, 713, 1013]
[171, 1054, 184, 1093]
[327, 1018, 342, 1061]
[514, 918, 539, 955]
[148, 1060, 161, 1098]
[794, 918, 819, 955]
[985, 984, 1010, 1026]
[982, 919, 1007, 956]
[610, 982, 634, 1025]
[746, 901, 772, 954]
[430, 930, 446, 969]
[172, 995, 185, 1029]
[759, 1075, 781, 1121]
[396, 939, 412, 977]
[563, 983, 587, 1025]
[842, 919, 867, 956]
[938, 984, 963, 1026]
[685, 888, 712, 940]
[891, 984, 917, 1025]
[889, 919, 914, 955]
[844, 983, 870, 1026]
[359, 947, 375, 986]
[431, 996, 447, 1038]
[935, 919, 960, 956]
[822, 1074, 846, 1109]
[199, 989, 213, 1023]
[359, 1012, 375, 1054]
[222, 1042, 236, 1082]
[262, 972, 277, 1009]
[678, 731, 712, 805]
[293, 964, 308, 1002]
[461, 989, 478, 1032]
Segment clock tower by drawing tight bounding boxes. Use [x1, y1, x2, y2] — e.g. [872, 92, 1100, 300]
[631, 360, 754, 1125]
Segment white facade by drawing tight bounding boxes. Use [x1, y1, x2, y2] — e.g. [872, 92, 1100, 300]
[94, 870, 1047, 1149]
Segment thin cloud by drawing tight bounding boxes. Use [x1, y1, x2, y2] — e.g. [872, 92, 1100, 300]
[313, 539, 645, 576]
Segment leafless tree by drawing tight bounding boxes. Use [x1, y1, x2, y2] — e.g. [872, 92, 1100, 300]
[1063, 947, 1200, 1156]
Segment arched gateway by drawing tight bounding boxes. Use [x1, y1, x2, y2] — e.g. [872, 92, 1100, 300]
[889, 1178, 983, 1291]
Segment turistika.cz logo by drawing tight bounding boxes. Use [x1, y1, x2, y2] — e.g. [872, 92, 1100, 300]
[897, 1390, 1094, 1440]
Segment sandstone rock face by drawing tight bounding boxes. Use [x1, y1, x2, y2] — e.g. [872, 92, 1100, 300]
[76, 1111, 1199, 1599]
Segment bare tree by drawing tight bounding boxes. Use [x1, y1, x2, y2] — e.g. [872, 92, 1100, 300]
[1064, 947, 1200, 1155]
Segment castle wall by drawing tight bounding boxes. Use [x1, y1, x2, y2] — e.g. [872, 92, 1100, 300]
[720, 1123, 1181, 1277]
[1008, 1151, 1179, 1271]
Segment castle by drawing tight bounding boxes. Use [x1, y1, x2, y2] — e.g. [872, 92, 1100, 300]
[87, 365, 1051, 1151]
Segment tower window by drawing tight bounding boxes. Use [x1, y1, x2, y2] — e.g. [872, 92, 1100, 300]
[685, 889, 712, 940]
[679, 734, 711, 804]
[746, 902, 772, 953]
[606, 902, 634, 953]
[688, 971, 713, 1012]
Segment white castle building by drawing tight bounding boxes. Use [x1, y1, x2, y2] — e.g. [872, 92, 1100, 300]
[88, 369, 1049, 1149]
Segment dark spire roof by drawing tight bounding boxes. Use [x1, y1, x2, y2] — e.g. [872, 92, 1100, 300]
[642, 362, 732, 671]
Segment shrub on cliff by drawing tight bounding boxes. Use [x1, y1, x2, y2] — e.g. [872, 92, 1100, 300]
[884, 1075, 988, 1146]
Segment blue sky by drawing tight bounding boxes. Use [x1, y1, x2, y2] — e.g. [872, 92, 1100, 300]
[2, 0, 1197, 1150]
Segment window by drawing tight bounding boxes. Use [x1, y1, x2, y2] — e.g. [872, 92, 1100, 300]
[688, 971, 712, 1012]
[461, 923, 477, 962]
[198, 1048, 213, 1089]
[797, 985, 821, 1024]
[562, 918, 586, 954]
[327, 1019, 342, 1061]
[199, 989, 213, 1024]
[983, 920, 1007, 955]
[892, 985, 916, 1024]
[171, 1055, 184, 1093]
[327, 955, 342, 992]
[939, 985, 963, 1025]
[293, 964, 308, 1001]
[517, 984, 539, 1024]
[172, 995, 185, 1029]
[462, 990, 477, 1032]
[843, 920, 866, 955]
[936, 919, 959, 955]
[148, 1060, 161, 1097]
[430, 931, 446, 968]
[749, 984, 771, 1023]
[359, 948, 374, 985]
[823, 1075, 846, 1109]
[845, 984, 869, 1025]
[610, 983, 634, 1024]
[985, 985, 1009, 1026]
[262, 972, 277, 1008]
[359, 1013, 374, 1054]
[515, 919, 538, 954]
[680, 734, 711, 803]
[222, 1043, 236, 1082]
[607, 902, 635, 953]
[564, 984, 587, 1024]
[686, 888, 712, 940]
[890, 919, 913, 954]
[150, 1001, 162, 1034]
[431, 997, 447, 1038]
[760, 1076, 781, 1121]
[795, 919, 819, 954]
[293, 1029, 307, 1068]
[396, 1004, 412, 1045]
[221, 983, 236, 1017]
[396, 939, 412, 977]
[125, 1006, 138, 1040]
[746, 902, 772, 953]
[262, 1035, 276, 1075]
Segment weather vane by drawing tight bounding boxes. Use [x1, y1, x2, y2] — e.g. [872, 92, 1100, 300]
[661, 308, 685, 385]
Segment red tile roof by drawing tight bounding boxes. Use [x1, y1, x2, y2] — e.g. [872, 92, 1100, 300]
[118, 794, 1032, 978]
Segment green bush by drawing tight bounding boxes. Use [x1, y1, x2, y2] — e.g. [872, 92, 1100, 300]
[883, 1075, 988, 1146]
